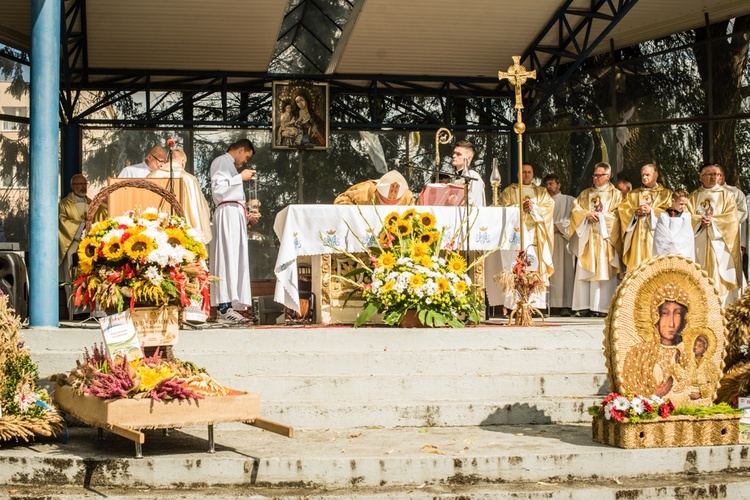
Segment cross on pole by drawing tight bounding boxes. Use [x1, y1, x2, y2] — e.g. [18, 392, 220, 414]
[498, 56, 536, 256]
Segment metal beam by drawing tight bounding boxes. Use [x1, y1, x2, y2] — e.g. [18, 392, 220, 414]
[521, 0, 640, 119]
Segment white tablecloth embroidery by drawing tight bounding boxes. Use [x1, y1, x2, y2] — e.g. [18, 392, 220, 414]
[273, 205, 520, 312]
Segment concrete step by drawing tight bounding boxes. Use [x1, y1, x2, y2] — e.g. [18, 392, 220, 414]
[1, 425, 748, 490]
[25, 322, 610, 429]
[221, 373, 609, 402]
[261, 398, 600, 428]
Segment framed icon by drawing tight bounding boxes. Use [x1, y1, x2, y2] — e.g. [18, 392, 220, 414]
[272, 81, 329, 150]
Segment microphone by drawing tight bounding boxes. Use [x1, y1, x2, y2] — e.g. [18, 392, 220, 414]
[165, 138, 176, 150]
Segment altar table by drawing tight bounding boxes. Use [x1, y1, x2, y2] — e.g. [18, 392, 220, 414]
[273, 205, 520, 323]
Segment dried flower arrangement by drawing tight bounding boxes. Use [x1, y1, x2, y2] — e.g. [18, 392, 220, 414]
[52, 344, 232, 402]
[495, 248, 547, 325]
[0, 295, 63, 443]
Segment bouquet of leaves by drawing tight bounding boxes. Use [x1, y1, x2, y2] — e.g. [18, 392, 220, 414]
[72, 207, 210, 314]
[326, 208, 486, 328]
[51, 344, 233, 401]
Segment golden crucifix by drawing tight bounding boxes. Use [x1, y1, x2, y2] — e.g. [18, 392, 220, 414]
[498, 56, 536, 252]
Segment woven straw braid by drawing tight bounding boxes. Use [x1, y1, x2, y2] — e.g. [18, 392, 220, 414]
[86, 178, 185, 230]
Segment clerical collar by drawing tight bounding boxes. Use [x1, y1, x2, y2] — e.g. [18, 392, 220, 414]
[703, 184, 724, 192]
[643, 184, 658, 190]
[594, 184, 608, 192]
[74, 194, 87, 202]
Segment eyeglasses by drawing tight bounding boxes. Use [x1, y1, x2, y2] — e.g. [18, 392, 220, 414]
[701, 173, 719, 177]
[592, 173, 609, 178]
[148, 154, 166, 165]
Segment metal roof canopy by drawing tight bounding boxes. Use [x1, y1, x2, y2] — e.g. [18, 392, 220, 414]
[3, 0, 750, 129]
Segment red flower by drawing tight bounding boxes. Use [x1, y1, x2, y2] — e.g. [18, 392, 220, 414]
[610, 409, 625, 422]
[659, 403, 671, 418]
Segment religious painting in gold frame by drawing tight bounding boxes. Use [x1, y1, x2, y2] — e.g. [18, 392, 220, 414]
[272, 81, 329, 150]
[604, 255, 726, 408]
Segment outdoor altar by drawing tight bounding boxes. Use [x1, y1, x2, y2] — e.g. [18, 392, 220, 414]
[273, 204, 520, 324]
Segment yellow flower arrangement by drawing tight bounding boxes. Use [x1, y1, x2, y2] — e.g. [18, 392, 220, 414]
[326, 209, 486, 327]
[72, 207, 210, 314]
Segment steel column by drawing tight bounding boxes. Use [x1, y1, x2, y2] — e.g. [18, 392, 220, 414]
[30, 0, 61, 327]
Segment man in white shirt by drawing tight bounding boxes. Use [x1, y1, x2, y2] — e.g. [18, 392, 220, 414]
[209, 139, 257, 323]
[450, 140, 485, 207]
[543, 173, 575, 316]
[118, 146, 168, 178]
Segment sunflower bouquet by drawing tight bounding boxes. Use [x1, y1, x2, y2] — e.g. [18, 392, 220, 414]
[329, 208, 485, 328]
[72, 207, 210, 314]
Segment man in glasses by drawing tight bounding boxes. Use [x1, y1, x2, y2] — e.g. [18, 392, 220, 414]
[691, 164, 743, 305]
[118, 146, 168, 178]
[617, 163, 673, 274]
[569, 162, 622, 317]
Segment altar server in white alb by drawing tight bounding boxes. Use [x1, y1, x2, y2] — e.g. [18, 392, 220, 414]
[209, 139, 257, 323]
[450, 140, 485, 207]
[118, 145, 167, 178]
[652, 189, 695, 260]
[543, 173, 575, 316]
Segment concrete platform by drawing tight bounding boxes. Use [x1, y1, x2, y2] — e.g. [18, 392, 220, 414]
[5, 318, 749, 497]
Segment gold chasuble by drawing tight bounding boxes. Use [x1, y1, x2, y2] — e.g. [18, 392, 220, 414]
[58, 192, 107, 265]
[569, 183, 622, 281]
[333, 180, 415, 206]
[617, 184, 672, 272]
[499, 183, 555, 280]
[690, 185, 742, 298]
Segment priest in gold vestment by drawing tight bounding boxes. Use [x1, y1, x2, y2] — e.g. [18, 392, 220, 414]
[147, 149, 213, 243]
[334, 170, 414, 206]
[690, 164, 743, 305]
[569, 163, 622, 315]
[499, 163, 554, 308]
[58, 174, 107, 266]
[617, 164, 673, 273]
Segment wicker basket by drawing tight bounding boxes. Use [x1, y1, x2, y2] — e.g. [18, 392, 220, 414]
[85, 178, 185, 229]
[592, 414, 740, 449]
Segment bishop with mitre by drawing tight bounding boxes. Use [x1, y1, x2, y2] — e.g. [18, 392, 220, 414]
[334, 170, 415, 206]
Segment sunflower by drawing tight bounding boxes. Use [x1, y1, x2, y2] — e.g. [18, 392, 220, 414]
[165, 227, 187, 248]
[447, 254, 468, 275]
[409, 274, 425, 288]
[77, 260, 93, 275]
[384, 212, 400, 229]
[378, 230, 394, 247]
[381, 280, 395, 293]
[123, 233, 156, 261]
[140, 209, 159, 222]
[77, 236, 100, 267]
[418, 231, 436, 245]
[395, 219, 412, 236]
[137, 364, 175, 392]
[417, 255, 433, 268]
[418, 212, 436, 229]
[410, 242, 430, 259]
[90, 220, 113, 235]
[455, 281, 468, 294]
[401, 208, 417, 220]
[377, 251, 397, 269]
[436, 277, 450, 293]
[101, 237, 125, 261]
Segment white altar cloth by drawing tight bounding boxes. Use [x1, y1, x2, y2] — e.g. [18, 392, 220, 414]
[273, 204, 520, 313]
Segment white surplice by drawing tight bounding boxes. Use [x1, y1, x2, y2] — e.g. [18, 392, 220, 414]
[209, 153, 251, 310]
[117, 161, 151, 178]
[652, 211, 695, 260]
[453, 167, 485, 207]
[148, 164, 213, 243]
[549, 192, 575, 308]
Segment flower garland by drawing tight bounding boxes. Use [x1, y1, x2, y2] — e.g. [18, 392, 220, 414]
[72, 208, 210, 313]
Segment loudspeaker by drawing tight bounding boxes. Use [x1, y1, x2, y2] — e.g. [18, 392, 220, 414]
[0, 251, 29, 321]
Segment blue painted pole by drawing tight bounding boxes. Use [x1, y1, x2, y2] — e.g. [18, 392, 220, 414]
[29, 0, 61, 327]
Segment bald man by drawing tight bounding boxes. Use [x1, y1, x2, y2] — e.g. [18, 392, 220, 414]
[118, 146, 168, 178]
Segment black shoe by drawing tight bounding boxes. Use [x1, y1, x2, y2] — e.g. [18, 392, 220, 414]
[561, 308, 572, 317]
